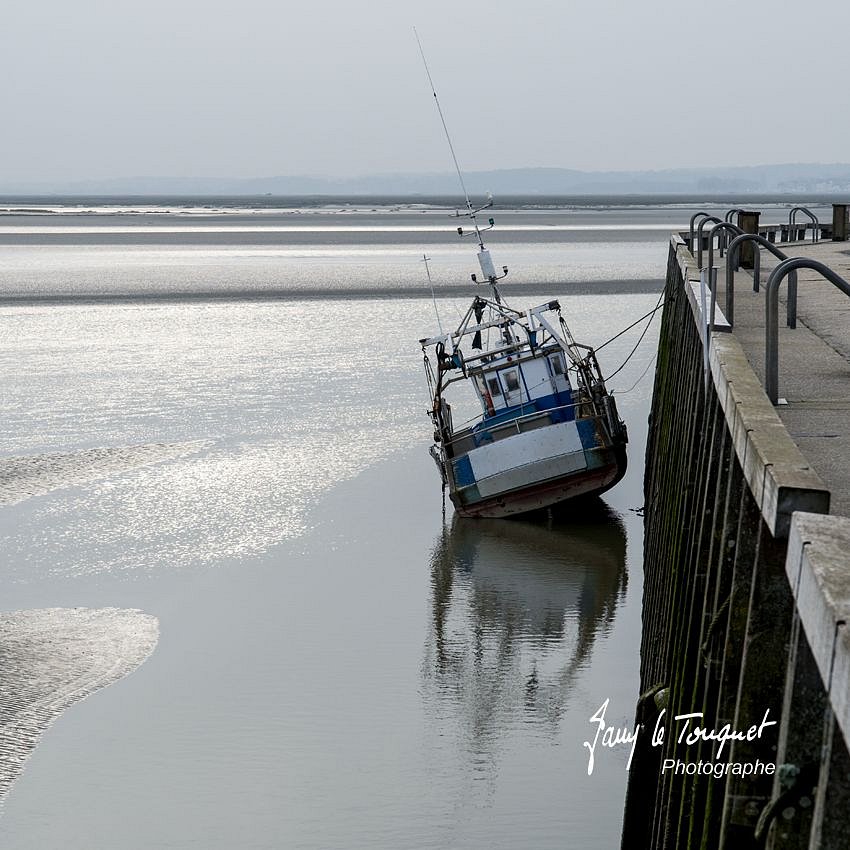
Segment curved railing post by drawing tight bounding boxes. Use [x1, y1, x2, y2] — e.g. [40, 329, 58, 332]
[775, 266, 800, 328]
[721, 208, 745, 251]
[753, 245, 760, 294]
[789, 207, 820, 243]
[689, 211, 715, 254]
[707, 222, 744, 275]
[764, 258, 850, 403]
[706, 222, 744, 333]
[696, 216, 723, 270]
[725, 234, 789, 327]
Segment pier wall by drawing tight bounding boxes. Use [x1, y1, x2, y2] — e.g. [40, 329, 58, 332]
[621, 237, 850, 849]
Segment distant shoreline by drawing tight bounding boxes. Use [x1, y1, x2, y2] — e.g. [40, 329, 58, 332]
[4, 161, 850, 197]
[0, 193, 848, 211]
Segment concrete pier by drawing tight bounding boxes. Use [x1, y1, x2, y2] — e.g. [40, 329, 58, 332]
[622, 221, 850, 849]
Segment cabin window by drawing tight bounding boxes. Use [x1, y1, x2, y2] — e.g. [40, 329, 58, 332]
[503, 370, 520, 393]
[487, 377, 502, 397]
[549, 353, 565, 376]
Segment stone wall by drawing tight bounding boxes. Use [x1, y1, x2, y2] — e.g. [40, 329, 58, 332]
[621, 238, 850, 850]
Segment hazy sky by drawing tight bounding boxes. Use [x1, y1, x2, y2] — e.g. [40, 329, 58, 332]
[2, 0, 848, 181]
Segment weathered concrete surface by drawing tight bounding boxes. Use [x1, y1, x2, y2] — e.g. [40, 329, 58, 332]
[786, 512, 850, 746]
[678, 237, 830, 536]
[782, 512, 850, 849]
[624, 232, 850, 850]
[714, 241, 850, 517]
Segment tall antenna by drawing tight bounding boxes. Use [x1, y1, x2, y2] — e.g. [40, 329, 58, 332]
[413, 28, 476, 232]
[422, 253, 443, 334]
[413, 27, 508, 299]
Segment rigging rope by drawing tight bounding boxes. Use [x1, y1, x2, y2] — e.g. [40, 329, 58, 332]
[595, 293, 666, 353]
[603, 287, 666, 382]
[612, 351, 657, 395]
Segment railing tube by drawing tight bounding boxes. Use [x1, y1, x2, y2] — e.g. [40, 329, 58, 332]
[707, 222, 744, 277]
[721, 208, 745, 252]
[706, 222, 744, 334]
[724, 234, 788, 327]
[696, 216, 723, 270]
[764, 258, 850, 403]
[689, 211, 715, 254]
[789, 207, 820, 244]
[788, 270, 797, 329]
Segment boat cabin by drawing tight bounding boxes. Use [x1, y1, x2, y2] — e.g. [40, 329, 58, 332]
[470, 344, 574, 426]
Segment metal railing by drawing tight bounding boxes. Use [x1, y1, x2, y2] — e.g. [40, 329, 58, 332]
[724, 233, 789, 327]
[706, 221, 743, 266]
[788, 207, 820, 244]
[705, 222, 744, 335]
[445, 398, 585, 451]
[688, 211, 716, 256]
[764, 258, 850, 403]
[719, 209, 745, 252]
[696, 215, 723, 269]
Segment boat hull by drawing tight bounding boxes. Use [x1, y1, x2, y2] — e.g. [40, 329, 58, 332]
[440, 413, 628, 519]
[449, 445, 627, 518]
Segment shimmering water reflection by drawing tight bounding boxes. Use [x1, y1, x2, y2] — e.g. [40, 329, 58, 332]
[426, 508, 627, 740]
[0, 204, 661, 848]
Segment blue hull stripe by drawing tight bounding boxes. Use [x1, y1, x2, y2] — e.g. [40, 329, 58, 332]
[472, 390, 574, 447]
[452, 454, 476, 487]
[576, 417, 599, 449]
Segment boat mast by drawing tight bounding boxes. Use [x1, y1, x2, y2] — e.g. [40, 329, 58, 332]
[413, 28, 508, 304]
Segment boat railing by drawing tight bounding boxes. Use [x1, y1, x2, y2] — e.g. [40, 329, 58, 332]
[444, 399, 602, 454]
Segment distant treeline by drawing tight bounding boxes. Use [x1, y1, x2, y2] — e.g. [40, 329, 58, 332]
[4, 163, 850, 197]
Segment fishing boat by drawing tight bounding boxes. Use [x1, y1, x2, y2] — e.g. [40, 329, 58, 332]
[419, 206, 628, 518]
[414, 31, 627, 518]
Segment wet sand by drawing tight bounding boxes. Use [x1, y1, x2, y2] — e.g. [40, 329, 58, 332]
[0, 607, 158, 806]
[0, 442, 210, 507]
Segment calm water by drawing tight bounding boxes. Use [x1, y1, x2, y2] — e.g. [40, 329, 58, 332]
[0, 199, 667, 848]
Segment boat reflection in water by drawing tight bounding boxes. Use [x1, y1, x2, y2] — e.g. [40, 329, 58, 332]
[424, 502, 628, 743]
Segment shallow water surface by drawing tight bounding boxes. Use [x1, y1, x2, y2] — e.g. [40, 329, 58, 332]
[0, 204, 660, 848]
